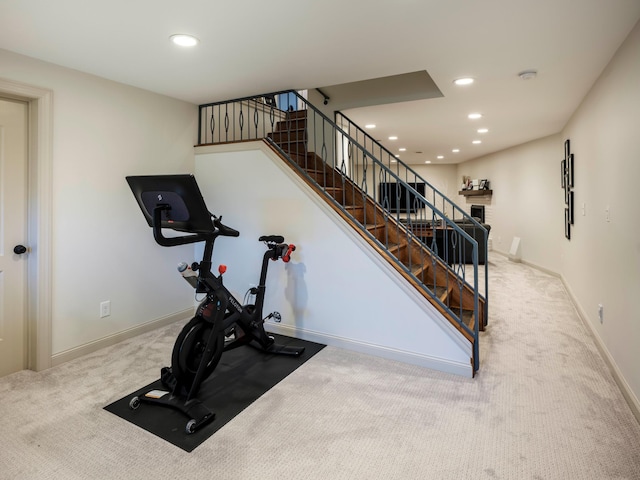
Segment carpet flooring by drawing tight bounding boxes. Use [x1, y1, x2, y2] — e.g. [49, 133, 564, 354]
[1, 253, 639, 479]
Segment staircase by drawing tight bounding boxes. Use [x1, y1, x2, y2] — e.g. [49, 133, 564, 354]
[197, 91, 487, 375]
[267, 109, 485, 347]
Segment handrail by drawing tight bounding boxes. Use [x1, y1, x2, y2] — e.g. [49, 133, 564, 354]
[337, 111, 489, 324]
[197, 90, 486, 373]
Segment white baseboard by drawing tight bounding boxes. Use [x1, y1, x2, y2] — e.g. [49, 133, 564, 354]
[266, 323, 473, 378]
[51, 308, 194, 367]
[560, 277, 640, 424]
[492, 251, 639, 424]
[492, 249, 560, 278]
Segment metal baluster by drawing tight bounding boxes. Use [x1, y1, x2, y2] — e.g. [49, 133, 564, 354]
[238, 102, 244, 140]
[224, 105, 229, 142]
[254, 105, 259, 139]
[209, 108, 216, 143]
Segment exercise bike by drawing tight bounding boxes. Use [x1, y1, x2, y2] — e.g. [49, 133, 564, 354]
[126, 174, 304, 434]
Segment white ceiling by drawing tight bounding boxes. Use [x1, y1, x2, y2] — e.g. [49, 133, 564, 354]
[1, 0, 639, 164]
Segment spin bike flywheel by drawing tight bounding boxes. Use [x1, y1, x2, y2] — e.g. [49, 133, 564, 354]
[170, 315, 224, 395]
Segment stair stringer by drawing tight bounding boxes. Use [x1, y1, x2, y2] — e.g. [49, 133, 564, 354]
[195, 142, 473, 377]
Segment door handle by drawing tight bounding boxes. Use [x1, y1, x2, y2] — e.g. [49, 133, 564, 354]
[13, 245, 28, 255]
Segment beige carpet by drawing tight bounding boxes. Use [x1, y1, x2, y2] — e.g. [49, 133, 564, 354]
[1, 253, 639, 479]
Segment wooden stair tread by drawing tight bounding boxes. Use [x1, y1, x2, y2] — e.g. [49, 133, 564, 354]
[411, 263, 429, 277]
[387, 242, 404, 253]
[366, 223, 386, 230]
[439, 285, 453, 303]
[286, 110, 308, 120]
[460, 309, 475, 330]
[276, 119, 307, 131]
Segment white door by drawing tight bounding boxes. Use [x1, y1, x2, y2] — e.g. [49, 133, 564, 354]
[0, 97, 28, 377]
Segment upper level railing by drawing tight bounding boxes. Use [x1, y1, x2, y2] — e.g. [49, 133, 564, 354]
[198, 90, 487, 373]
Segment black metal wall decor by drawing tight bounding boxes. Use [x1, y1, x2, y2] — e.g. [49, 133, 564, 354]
[562, 139, 574, 239]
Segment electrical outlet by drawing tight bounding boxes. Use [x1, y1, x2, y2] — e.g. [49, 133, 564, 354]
[598, 304, 604, 324]
[100, 300, 111, 318]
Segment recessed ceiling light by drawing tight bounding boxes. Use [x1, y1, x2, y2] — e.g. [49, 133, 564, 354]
[399, 147, 406, 152]
[394, 154, 400, 158]
[477, 128, 489, 133]
[425, 161, 432, 164]
[468, 113, 482, 120]
[388, 136, 398, 140]
[472, 140, 482, 144]
[452, 149, 460, 153]
[391, 159, 397, 163]
[365, 124, 376, 129]
[453, 77, 474, 86]
[170, 34, 199, 47]
[437, 155, 444, 159]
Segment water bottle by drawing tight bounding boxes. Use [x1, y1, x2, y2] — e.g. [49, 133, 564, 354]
[177, 262, 198, 288]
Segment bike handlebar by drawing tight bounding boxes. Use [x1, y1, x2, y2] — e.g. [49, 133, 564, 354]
[267, 242, 296, 262]
[212, 215, 239, 237]
[282, 244, 296, 263]
[151, 207, 240, 246]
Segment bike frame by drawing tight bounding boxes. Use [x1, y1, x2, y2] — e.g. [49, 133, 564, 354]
[195, 239, 284, 352]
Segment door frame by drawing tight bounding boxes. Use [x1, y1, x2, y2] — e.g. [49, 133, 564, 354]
[0, 78, 53, 371]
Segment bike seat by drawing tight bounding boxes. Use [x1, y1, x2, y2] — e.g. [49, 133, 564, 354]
[259, 235, 284, 243]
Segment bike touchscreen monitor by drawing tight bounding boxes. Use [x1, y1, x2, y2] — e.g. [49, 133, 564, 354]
[126, 174, 214, 233]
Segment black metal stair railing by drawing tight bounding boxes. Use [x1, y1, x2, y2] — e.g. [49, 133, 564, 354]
[336, 112, 489, 320]
[197, 90, 486, 374]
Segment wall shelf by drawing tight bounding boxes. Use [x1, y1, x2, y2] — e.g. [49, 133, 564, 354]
[459, 189, 492, 197]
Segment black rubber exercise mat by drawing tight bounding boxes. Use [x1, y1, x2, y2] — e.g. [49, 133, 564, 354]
[104, 334, 325, 452]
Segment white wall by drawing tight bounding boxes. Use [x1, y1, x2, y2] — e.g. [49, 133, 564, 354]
[456, 134, 563, 270]
[195, 143, 473, 377]
[560, 21, 640, 408]
[449, 20, 640, 412]
[413, 164, 459, 202]
[0, 49, 198, 357]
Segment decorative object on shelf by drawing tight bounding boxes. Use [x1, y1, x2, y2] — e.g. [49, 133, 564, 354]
[562, 139, 575, 239]
[459, 177, 491, 196]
